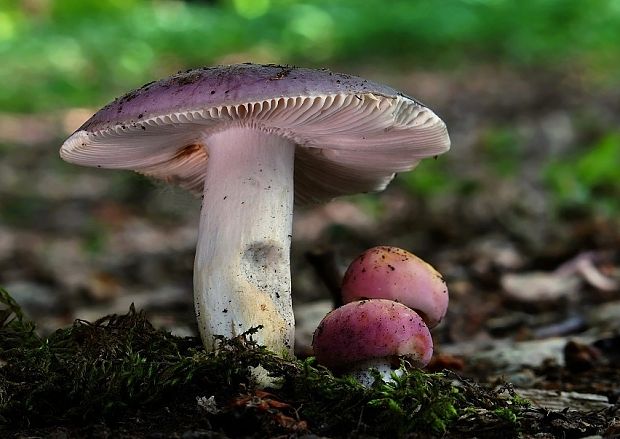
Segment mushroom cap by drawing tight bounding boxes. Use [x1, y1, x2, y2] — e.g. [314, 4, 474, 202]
[312, 299, 433, 371]
[341, 246, 448, 328]
[60, 63, 450, 204]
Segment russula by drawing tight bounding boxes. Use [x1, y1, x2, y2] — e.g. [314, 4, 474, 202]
[342, 246, 448, 328]
[312, 299, 433, 385]
[59, 63, 450, 355]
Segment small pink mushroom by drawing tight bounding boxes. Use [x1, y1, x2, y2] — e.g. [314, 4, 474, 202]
[312, 299, 433, 385]
[342, 246, 448, 328]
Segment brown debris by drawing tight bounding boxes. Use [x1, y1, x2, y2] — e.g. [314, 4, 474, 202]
[228, 390, 308, 433]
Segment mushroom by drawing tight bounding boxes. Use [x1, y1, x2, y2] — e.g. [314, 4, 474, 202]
[60, 64, 450, 355]
[342, 246, 448, 328]
[312, 299, 433, 386]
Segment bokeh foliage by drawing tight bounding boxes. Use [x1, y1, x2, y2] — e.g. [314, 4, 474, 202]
[546, 133, 620, 216]
[1, 0, 619, 224]
[2, 0, 620, 112]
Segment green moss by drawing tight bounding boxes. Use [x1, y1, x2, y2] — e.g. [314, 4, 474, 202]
[0, 288, 529, 437]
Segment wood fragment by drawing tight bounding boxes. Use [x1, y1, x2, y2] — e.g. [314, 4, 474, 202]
[516, 388, 612, 412]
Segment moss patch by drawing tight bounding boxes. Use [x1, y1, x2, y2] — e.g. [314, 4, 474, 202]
[0, 287, 529, 438]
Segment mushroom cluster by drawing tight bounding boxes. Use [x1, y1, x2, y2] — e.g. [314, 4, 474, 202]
[312, 246, 448, 385]
[60, 64, 450, 356]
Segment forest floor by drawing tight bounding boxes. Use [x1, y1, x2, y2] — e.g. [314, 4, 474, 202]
[0, 65, 619, 437]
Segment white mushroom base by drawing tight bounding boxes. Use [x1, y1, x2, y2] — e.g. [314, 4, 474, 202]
[194, 127, 295, 355]
[348, 358, 405, 387]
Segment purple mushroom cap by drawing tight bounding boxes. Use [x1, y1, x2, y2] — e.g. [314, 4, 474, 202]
[312, 299, 433, 371]
[61, 63, 450, 204]
[77, 64, 415, 132]
[342, 246, 449, 328]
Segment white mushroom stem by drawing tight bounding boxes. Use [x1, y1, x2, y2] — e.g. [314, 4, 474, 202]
[349, 358, 404, 387]
[194, 127, 296, 355]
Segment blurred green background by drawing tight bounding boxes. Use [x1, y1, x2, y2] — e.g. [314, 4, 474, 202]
[0, 0, 619, 332]
[2, 0, 619, 213]
[2, 0, 620, 111]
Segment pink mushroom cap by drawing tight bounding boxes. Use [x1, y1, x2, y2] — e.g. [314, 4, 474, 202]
[312, 299, 433, 372]
[341, 246, 448, 328]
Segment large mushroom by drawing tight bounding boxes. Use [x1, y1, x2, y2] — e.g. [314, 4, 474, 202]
[60, 63, 450, 355]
